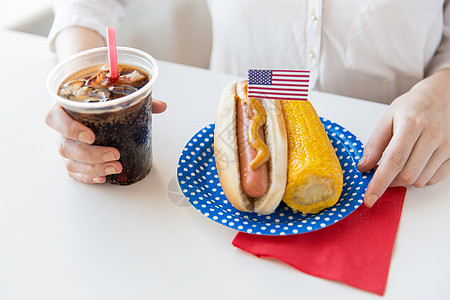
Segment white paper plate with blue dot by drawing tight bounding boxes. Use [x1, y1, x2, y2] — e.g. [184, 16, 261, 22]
[177, 119, 374, 236]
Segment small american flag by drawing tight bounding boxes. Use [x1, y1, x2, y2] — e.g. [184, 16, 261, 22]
[248, 69, 310, 101]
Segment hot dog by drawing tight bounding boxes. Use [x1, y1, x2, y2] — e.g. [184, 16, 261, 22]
[214, 80, 343, 215]
[236, 80, 269, 197]
[214, 80, 288, 214]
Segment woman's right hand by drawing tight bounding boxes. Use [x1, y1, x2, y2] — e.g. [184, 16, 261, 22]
[45, 99, 167, 184]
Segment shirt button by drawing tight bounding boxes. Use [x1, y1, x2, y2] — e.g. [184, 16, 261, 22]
[309, 52, 316, 58]
[311, 15, 318, 21]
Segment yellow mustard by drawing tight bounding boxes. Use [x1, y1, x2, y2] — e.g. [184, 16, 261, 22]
[238, 82, 270, 170]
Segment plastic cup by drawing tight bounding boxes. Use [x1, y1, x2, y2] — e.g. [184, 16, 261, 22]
[47, 47, 159, 185]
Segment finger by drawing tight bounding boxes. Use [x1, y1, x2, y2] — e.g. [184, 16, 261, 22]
[357, 111, 394, 172]
[45, 103, 95, 144]
[152, 98, 167, 114]
[68, 172, 107, 184]
[389, 130, 439, 186]
[428, 159, 450, 185]
[413, 146, 449, 187]
[64, 159, 123, 177]
[56, 135, 120, 164]
[364, 125, 421, 207]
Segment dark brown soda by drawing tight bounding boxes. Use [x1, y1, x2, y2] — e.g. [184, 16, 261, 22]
[58, 64, 152, 185]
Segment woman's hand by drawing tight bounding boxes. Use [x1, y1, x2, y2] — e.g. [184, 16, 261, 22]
[358, 68, 450, 207]
[45, 99, 167, 184]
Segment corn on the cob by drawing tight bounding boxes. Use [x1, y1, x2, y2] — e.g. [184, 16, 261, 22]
[280, 100, 343, 214]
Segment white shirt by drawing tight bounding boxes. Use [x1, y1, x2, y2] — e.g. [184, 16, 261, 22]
[49, 0, 450, 104]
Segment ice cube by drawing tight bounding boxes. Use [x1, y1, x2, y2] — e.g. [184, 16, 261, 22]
[59, 80, 85, 97]
[108, 85, 137, 96]
[74, 86, 110, 101]
[82, 98, 102, 103]
[117, 70, 146, 84]
[86, 72, 110, 87]
[100, 64, 123, 74]
[100, 64, 110, 73]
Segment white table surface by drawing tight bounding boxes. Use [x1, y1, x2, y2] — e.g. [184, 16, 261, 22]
[1, 29, 449, 300]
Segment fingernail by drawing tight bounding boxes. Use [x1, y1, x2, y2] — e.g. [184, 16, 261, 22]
[357, 155, 367, 167]
[92, 177, 102, 183]
[78, 131, 92, 144]
[105, 166, 118, 175]
[365, 194, 378, 208]
[103, 152, 117, 162]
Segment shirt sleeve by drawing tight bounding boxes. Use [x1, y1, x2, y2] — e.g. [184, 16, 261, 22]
[427, 0, 450, 75]
[48, 0, 128, 52]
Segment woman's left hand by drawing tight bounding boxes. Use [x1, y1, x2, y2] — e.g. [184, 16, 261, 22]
[357, 68, 450, 207]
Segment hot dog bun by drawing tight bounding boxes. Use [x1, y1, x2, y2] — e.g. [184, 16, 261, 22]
[214, 81, 287, 215]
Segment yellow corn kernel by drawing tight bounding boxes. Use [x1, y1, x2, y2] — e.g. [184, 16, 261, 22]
[280, 100, 343, 214]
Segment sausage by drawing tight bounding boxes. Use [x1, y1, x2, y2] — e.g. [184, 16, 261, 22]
[236, 81, 269, 198]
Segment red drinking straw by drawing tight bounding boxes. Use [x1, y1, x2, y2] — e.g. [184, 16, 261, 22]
[106, 26, 119, 81]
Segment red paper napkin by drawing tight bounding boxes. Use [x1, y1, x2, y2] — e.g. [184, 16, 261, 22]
[232, 186, 407, 296]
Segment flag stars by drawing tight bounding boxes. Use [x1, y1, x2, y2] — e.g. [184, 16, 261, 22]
[249, 70, 272, 85]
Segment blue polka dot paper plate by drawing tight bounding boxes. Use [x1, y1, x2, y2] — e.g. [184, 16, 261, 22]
[177, 119, 373, 235]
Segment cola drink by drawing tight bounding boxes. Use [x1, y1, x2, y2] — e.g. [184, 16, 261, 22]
[58, 63, 152, 185]
[47, 47, 159, 185]
[58, 64, 149, 103]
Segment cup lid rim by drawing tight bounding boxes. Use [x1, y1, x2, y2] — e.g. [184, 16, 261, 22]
[46, 46, 158, 112]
